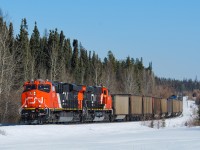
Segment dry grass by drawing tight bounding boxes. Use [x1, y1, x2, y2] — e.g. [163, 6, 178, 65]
[185, 118, 200, 127]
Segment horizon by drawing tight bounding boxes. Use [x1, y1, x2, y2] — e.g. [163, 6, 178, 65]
[1, 0, 200, 81]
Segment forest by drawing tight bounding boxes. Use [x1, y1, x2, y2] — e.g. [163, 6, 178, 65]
[0, 14, 199, 123]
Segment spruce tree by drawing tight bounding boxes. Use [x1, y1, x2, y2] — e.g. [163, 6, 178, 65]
[59, 30, 65, 48]
[71, 39, 79, 82]
[47, 29, 60, 81]
[71, 39, 79, 70]
[39, 29, 49, 79]
[78, 44, 88, 84]
[16, 18, 30, 83]
[58, 30, 65, 64]
[30, 22, 40, 78]
[8, 22, 14, 54]
[63, 38, 72, 70]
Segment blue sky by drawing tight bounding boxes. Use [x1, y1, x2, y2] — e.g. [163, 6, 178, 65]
[1, 0, 200, 80]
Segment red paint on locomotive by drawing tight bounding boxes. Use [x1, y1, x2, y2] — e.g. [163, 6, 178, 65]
[21, 79, 60, 109]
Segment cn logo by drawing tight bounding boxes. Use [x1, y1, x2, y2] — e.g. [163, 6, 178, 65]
[25, 97, 44, 104]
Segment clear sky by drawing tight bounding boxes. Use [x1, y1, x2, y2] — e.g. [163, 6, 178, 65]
[0, 0, 200, 80]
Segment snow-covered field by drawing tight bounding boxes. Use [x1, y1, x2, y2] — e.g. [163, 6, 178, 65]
[0, 97, 200, 150]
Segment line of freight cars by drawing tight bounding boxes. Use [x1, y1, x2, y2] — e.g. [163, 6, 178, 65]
[112, 95, 183, 121]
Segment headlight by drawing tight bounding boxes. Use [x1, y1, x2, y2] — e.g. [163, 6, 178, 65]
[33, 91, 36, 96]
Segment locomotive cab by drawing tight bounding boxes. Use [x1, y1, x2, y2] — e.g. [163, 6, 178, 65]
[21, 79, 57, 109]
[20, 79, 58, 124]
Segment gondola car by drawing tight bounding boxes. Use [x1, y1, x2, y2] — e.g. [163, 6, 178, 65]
[129, 95, 143, 121]
[112, 94, 129, 121]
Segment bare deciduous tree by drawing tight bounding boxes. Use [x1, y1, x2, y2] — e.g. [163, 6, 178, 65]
[101, 62, 117, 93]
[142, 70, 155, 96]
[122, 66, 137, 94]
[0, 16, 20, 123]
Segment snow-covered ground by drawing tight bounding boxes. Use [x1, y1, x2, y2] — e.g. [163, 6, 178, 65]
[0, 97, 200, 150]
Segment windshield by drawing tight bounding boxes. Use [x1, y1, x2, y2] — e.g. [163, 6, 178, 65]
[23, 84, 37, 92]
[38, 84, 51, 93]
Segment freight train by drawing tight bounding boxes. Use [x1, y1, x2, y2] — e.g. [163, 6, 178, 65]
[20, 79, 183, 124]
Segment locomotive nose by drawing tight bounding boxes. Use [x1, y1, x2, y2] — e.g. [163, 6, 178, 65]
[25, 91, 36, 107]
[23, 89, 45, 109]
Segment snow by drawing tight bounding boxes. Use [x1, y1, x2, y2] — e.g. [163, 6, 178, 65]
[0, 97, 200, 150]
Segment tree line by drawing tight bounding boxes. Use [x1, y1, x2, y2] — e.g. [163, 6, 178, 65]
[0, 14, 200, 123]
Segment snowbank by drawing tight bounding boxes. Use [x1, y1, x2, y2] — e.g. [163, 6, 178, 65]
[0, 97, 200, 150]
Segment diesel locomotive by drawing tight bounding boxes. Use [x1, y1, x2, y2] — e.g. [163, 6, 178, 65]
[21, 79, 112, 124]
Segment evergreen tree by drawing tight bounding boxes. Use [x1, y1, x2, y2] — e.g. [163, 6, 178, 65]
[59, 30, 65, 48]
[86, 51, 93, 85]
[58, 30, 65, 64]
[30, 22, 40, 57]
[148, 62, 153, 72]
[63, 38, 72, 70]
[16, 18, 30, 83]
[107, 50, 116, 71]
[78, 44, 88, 84]
[47, 29, 60, 80]
[71, 39, 79, 70]
[91, 51, 102, 85]
[126, 56, 132, 68]
[39, 29, 49, 79]
[56, 30, 66, 80]
[71, 39, 79, 82]
[30, 22, 40, 78]
[8, 22, 14, 54]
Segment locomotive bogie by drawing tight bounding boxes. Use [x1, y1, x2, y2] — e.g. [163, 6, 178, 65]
[20, 108, 49, 124]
